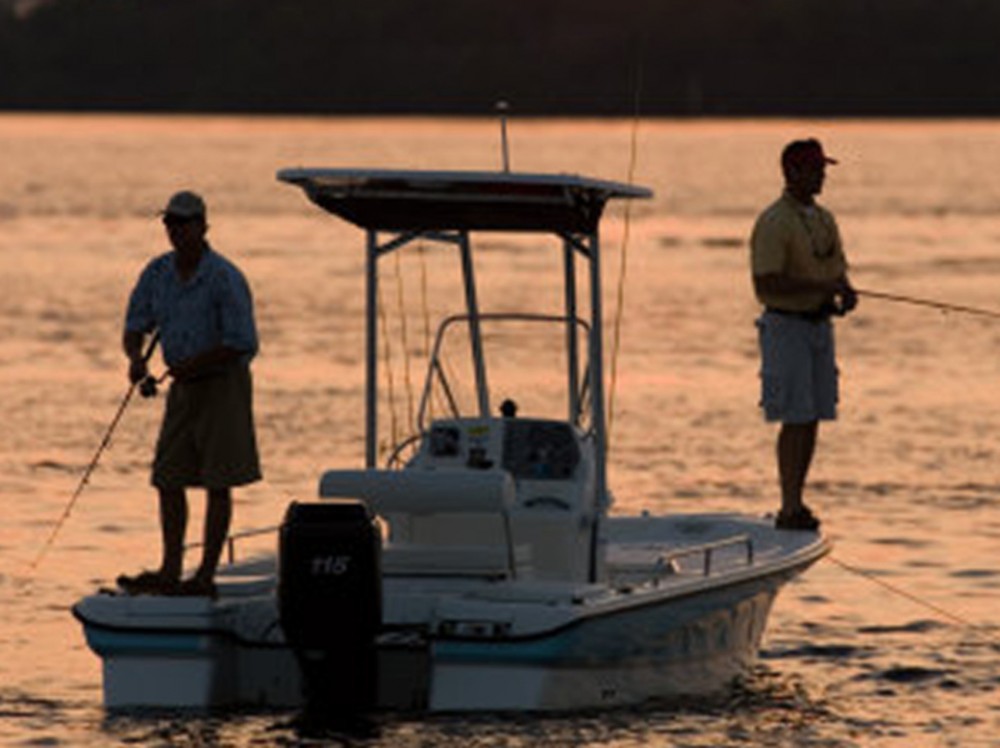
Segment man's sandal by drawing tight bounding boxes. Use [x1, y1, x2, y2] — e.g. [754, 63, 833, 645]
[172, 577, 217, 599]
[116, 570, 178, 595]
[774, 506, 821, 531]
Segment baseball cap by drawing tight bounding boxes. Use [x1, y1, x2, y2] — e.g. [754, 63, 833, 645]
[781, 139, 838, 170]
[161, 190, 206, 219]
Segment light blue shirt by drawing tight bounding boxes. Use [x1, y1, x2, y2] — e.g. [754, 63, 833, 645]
[125, 245, 258, 368]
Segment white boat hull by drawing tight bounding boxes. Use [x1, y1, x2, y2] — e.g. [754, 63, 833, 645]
[427, 583, 778, 711]
[75, 514, 823, 712]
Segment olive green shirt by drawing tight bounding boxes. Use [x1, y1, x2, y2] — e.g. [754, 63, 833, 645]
[750, 191, 847, 312]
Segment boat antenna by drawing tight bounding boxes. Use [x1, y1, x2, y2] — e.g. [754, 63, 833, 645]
[496, 100, 511, 173]
[27, 332, 161, 573]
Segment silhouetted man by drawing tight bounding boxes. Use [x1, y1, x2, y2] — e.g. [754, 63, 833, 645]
[750, 139, 857, 530]
[118, 190, 260, 596]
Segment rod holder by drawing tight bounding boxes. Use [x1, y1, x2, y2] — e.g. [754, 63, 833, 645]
[496, 100, 510, 173]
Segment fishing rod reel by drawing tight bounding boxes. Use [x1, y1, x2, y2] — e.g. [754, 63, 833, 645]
[138, 370, 171, 398]
[139, 375, 159, 398]
[132, 331, 163, 399]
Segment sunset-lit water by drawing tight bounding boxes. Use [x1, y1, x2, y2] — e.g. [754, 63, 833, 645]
[1, 115, 999, 746]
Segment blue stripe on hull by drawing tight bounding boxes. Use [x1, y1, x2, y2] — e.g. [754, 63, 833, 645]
[84, 626, 213, 657]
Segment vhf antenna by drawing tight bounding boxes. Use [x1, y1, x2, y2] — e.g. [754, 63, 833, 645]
[496, 100, 511, 172]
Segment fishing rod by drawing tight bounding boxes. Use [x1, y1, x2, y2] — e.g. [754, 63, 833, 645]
[28, 332, 161, 573]
[856, 288, 1000, 320]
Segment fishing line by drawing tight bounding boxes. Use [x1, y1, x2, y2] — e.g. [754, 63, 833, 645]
[392, 250, 416, 434]
[417, 240, 438, 423]
[413, 241, 461, 425]
[607, 59, 643, 456]
[28, 332, 161, 573]
[376, 279, 400, 459]
[857, 288, 1000, 320]
[827, 554, 1000, 647]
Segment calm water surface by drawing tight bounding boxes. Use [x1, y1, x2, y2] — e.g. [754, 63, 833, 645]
[1, 115, 999, 746]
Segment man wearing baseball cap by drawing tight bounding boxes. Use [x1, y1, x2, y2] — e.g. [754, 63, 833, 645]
[750, 139, 857, 530]
[118, 189, 261, 596]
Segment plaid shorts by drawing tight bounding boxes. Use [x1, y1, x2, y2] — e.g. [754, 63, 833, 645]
[152, 363, 262, 490]
[756, 311, 839, 424]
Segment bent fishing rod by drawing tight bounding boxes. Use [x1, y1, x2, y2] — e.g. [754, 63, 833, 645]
[28, 332, 161, 573]
[856, 288, 1000, 320]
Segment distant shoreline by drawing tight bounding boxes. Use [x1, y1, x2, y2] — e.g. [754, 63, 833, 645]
[3, 0, 1000, 118]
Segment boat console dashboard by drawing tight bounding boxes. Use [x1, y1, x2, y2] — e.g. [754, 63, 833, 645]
[420, 417, 582, 482]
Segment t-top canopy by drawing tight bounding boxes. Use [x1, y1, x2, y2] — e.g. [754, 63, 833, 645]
[277, 168, 652, 234]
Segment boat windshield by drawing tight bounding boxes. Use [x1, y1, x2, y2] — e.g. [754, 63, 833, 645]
[416, 313, 591, 434]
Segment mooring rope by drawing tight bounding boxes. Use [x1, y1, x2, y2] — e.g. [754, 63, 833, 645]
[827, 554, 999, 646]
[829, 289, 1000, 641]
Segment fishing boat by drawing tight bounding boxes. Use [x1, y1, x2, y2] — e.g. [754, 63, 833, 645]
[73, 166, 829, 712]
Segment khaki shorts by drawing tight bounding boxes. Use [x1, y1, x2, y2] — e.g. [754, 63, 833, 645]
[757, 311, 839, 424]
[152, 363, 262, 490]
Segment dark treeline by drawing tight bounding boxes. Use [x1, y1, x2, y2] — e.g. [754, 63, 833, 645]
[2, 0, 1000, 116]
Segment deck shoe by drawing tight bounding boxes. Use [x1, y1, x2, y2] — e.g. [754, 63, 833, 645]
[116, 570, 179, 595]
[774, 506, 821, 531]
[172, 577, 217, 599]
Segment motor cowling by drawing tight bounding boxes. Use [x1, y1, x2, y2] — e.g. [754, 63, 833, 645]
[278, 500, 382, 712]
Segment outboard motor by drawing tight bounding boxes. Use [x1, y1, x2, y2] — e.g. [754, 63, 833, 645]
[278, 500, 382, 713]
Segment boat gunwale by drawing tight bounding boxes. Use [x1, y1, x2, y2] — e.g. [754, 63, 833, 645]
[73, 533, 828, 649]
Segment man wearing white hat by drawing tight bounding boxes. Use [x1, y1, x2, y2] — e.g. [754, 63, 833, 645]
[118, 190, 260, 597]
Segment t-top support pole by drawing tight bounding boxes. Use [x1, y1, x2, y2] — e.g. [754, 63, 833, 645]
[458, 231, 490, 418]
[585, 228, 608, 583]
[365, 229, 379, 468]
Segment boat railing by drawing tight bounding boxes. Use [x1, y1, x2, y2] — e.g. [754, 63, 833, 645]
[193, 527, 754, 578]
[185, 525, 280, 566]
[661, 534, 754, 577]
